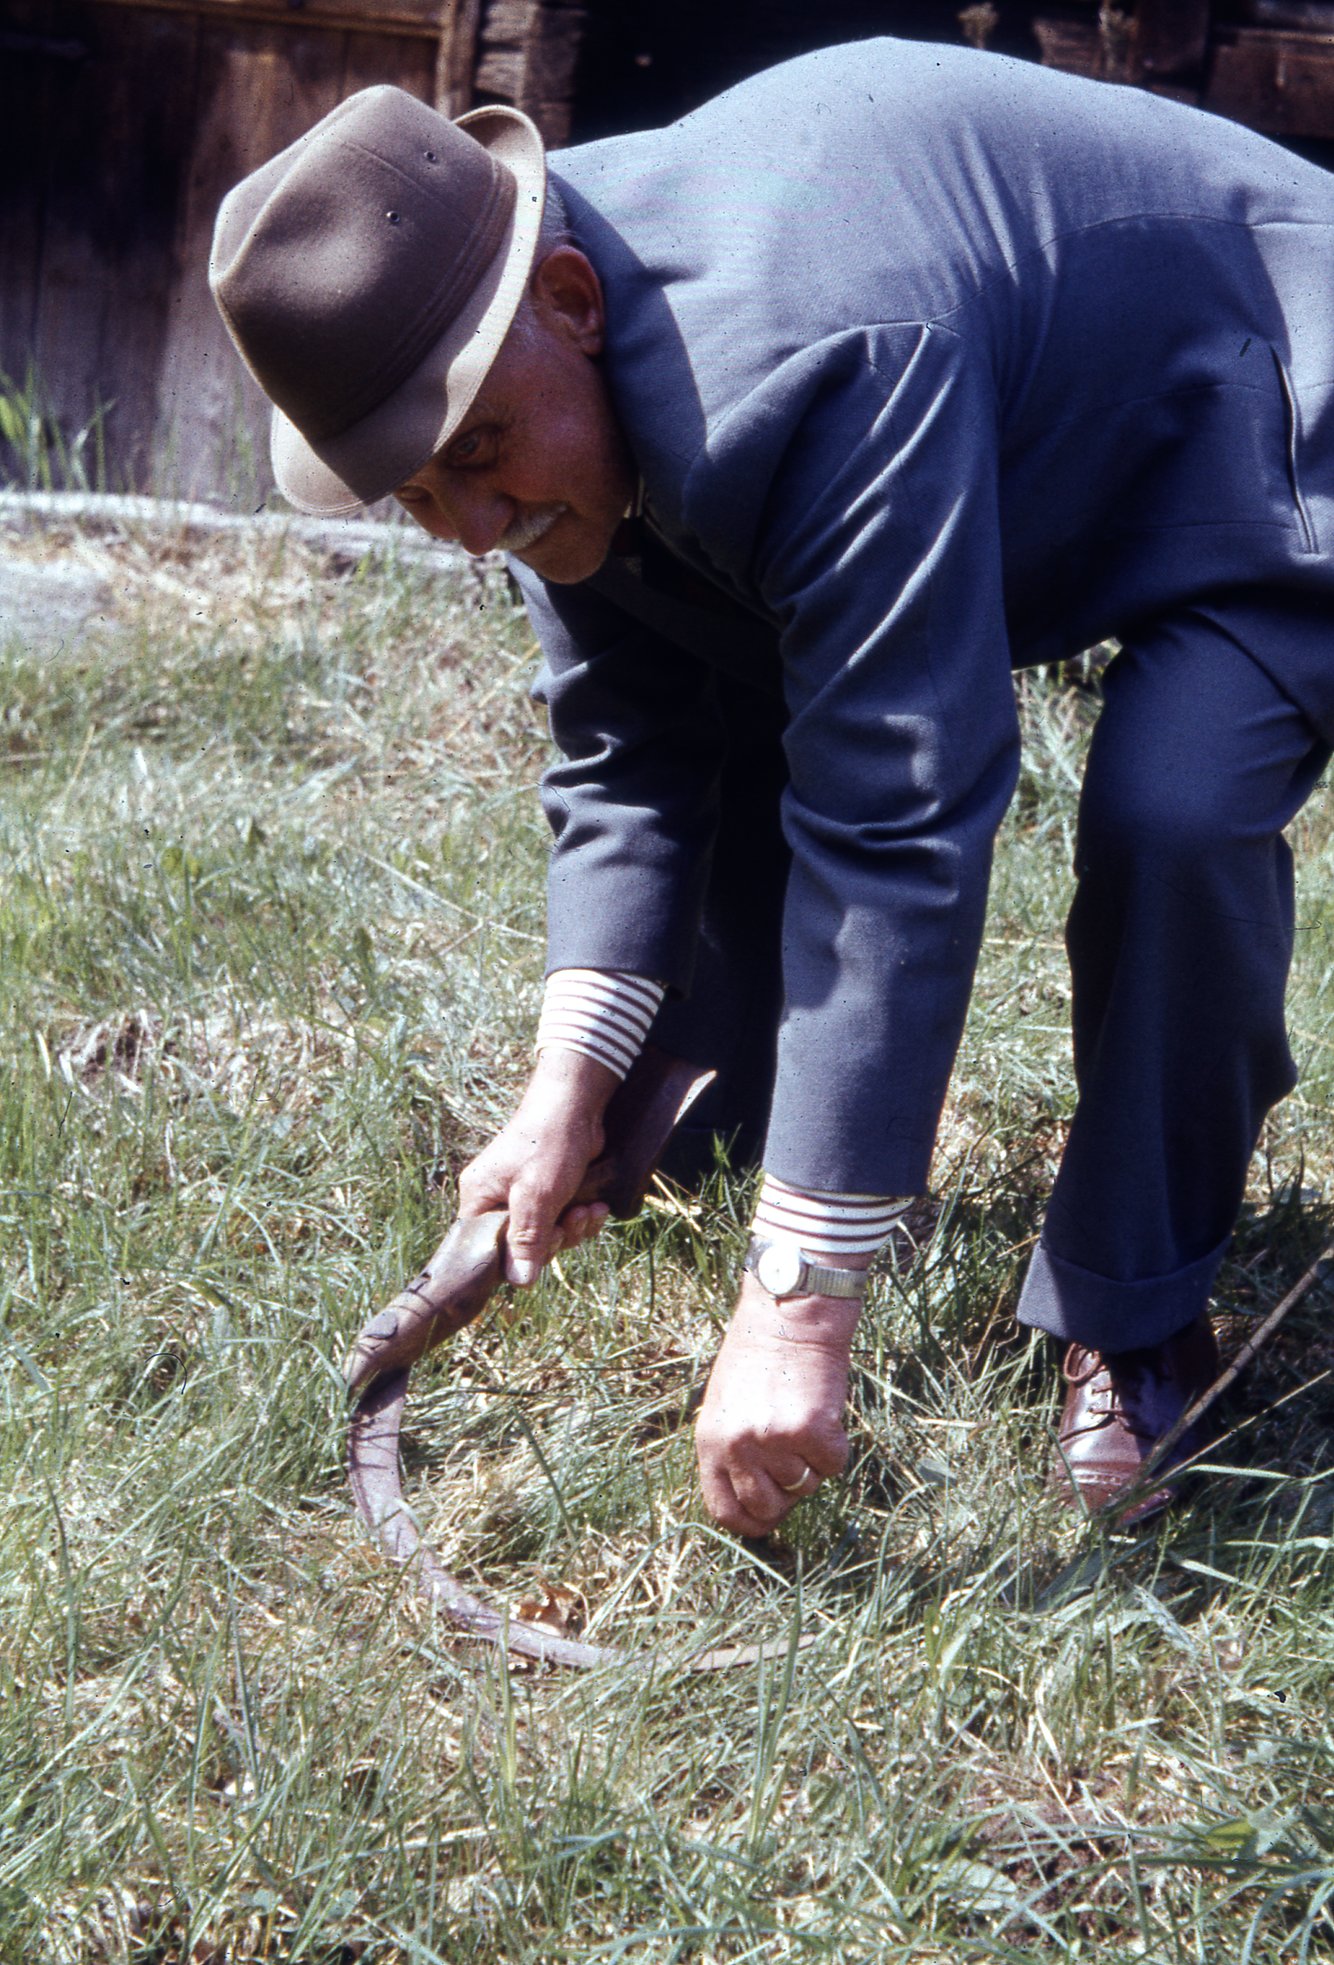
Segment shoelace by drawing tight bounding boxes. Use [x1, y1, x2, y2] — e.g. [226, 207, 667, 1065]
[1061, 1345, 1159, 1439]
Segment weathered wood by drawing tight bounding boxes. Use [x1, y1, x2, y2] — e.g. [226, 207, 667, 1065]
[2, 0, 449, 499]
[473, 42, 524, 94]
[1206, 24, 1334, 132]
[1136, 0, 1212, 79]
[1032, 15, 1108, 77]
[1237, 0, 1334, 29]
[0, 0, 58, 417]
[526, 0, 585, 132]
[436, 0, 480, 113]
[90, 0, 444, 37]
[341, 19, 435, 96]
[1038, 9, 1334, 131]
[482, 0, 541, 42]
[24, 4, 204, 491]
[470, 0, 584, 140]
[0, 18, 90, 57]
[151, 17, 349, 498]
[473, 0, 532, 101]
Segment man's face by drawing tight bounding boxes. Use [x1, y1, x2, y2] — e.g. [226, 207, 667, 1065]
[395, 247, 634, 584]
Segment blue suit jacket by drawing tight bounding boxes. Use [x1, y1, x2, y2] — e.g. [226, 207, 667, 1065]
[516, 39, 1334, 1196]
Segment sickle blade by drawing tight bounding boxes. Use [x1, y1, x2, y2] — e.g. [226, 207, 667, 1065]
[344, 1047, 813, 1669]
[343, 1210, 509, 1392]
[347, 1375, 812, 1670]
[348, 1365, 629, 1664]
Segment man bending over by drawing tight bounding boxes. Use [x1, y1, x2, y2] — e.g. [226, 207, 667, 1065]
[211, 40, 1334, 1533]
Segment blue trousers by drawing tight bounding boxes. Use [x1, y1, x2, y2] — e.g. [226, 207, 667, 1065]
[1017, 603, 1329, 1349]
[655, 603, 1331, 1352]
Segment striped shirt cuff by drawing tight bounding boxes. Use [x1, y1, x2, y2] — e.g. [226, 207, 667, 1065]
[752, 1174, 913, 1258]
[535, 968, 666, 1080]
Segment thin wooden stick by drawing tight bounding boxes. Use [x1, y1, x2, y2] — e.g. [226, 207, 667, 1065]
[1112, 1239, 1334, 1518]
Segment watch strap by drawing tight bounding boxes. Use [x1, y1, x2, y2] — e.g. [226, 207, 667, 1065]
[794, 1255, 867, 1298]
[744, 1235, 868, 1300]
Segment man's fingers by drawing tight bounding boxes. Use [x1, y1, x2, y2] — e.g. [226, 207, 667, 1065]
[732, 1445, 839, 1520]
[506, 1169, 595, 1283]
[505, 1191, 555, 1284]
[504, 1229, 549, 1287]
[698, 1459, 775, 1539]
[455, 1057, 616, 1279]
[556, 1202, 609, 1250]
[696, 1434, 827, 1535]
[696, 1416, 850, 1536]
[803, 1421, 851, 1481]
[457, 1158, 510, 1219]
[694, 1279, 857, 1538]
[506, 1179, 612, 1273]
[729, 1465, 791, 1532]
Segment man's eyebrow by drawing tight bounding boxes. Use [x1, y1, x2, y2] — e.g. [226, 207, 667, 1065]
[410, 399, 505, 479]
[452, 395, 502, 430]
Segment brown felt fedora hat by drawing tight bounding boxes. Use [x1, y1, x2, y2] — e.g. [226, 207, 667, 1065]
[210, 86, 545, 516]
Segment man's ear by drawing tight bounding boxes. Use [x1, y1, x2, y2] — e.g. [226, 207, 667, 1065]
[530, 246, 606, 356]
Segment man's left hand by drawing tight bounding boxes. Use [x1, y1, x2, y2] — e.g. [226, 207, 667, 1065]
[694, 1275, 861, 1536]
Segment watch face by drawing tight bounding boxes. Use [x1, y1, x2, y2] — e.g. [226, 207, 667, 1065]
[756, 1242, 804, 1296]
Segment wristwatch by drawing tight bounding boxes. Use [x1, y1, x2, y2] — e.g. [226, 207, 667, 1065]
[743, 1235, 868, 1301]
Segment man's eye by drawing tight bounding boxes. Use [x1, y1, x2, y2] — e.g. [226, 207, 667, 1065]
[448, 429, 491, 467]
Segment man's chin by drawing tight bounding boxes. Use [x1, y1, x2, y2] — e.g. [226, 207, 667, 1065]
[512, 516, 615, 585]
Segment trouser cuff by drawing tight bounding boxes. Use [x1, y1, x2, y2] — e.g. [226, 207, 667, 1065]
[1016, 1234, 1230, 1350]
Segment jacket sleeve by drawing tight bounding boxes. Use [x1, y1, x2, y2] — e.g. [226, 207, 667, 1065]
[511, 563, 726, 991]
[735, 320, 1022, 1196]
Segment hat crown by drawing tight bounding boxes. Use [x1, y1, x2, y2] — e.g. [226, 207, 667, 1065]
[211, 87, 515, 446]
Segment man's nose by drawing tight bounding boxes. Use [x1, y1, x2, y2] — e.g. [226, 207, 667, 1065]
[414, 481, 511, 557]
[453, 494, 514, 557]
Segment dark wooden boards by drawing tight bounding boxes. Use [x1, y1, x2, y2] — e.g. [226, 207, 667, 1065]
[151, 14, 350, 498]
[2, 0, 450, 499]
[1032, 1, 1334, 137]
[7, 0, 1334, 502]
[1137, 0, 1213, 79]
[91, 0, 444, 32]
[473, 0, 585, 142]
[0, 1, 61, 423]
[2, 2, 204, 489]
[1208, 23, 1334, 134]
[437, 0, 481, 114]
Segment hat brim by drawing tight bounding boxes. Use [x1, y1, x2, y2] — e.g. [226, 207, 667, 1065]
[270, 105, 547, 518]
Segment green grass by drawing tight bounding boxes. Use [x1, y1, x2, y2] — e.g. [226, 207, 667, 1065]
[2, 512, 1333, 1963]
[0, 370, 110, 495]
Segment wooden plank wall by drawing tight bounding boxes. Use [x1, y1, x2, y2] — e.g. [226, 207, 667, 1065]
[473, 0, 586, 142]
[1, 0, 441, 499]
[5, 0, 1333, 499]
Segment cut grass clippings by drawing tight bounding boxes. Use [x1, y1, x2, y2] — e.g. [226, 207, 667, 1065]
[2, 506, 1333, 1963]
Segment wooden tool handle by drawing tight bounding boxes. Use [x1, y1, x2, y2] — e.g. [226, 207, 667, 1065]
[574, 1044, 718, 1217]
[343, 1045, 714, 1392]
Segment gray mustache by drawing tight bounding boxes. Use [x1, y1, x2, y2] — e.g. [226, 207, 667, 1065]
[499, 504, 568, 554]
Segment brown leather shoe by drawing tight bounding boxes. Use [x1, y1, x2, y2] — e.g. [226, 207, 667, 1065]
[1050, 1315, 1220, 1525]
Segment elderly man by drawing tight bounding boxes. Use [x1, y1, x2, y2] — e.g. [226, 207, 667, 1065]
[211, 39, 1334, 1537]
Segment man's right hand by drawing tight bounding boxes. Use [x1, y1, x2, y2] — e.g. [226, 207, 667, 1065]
[457, 1047, 620, 1286]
